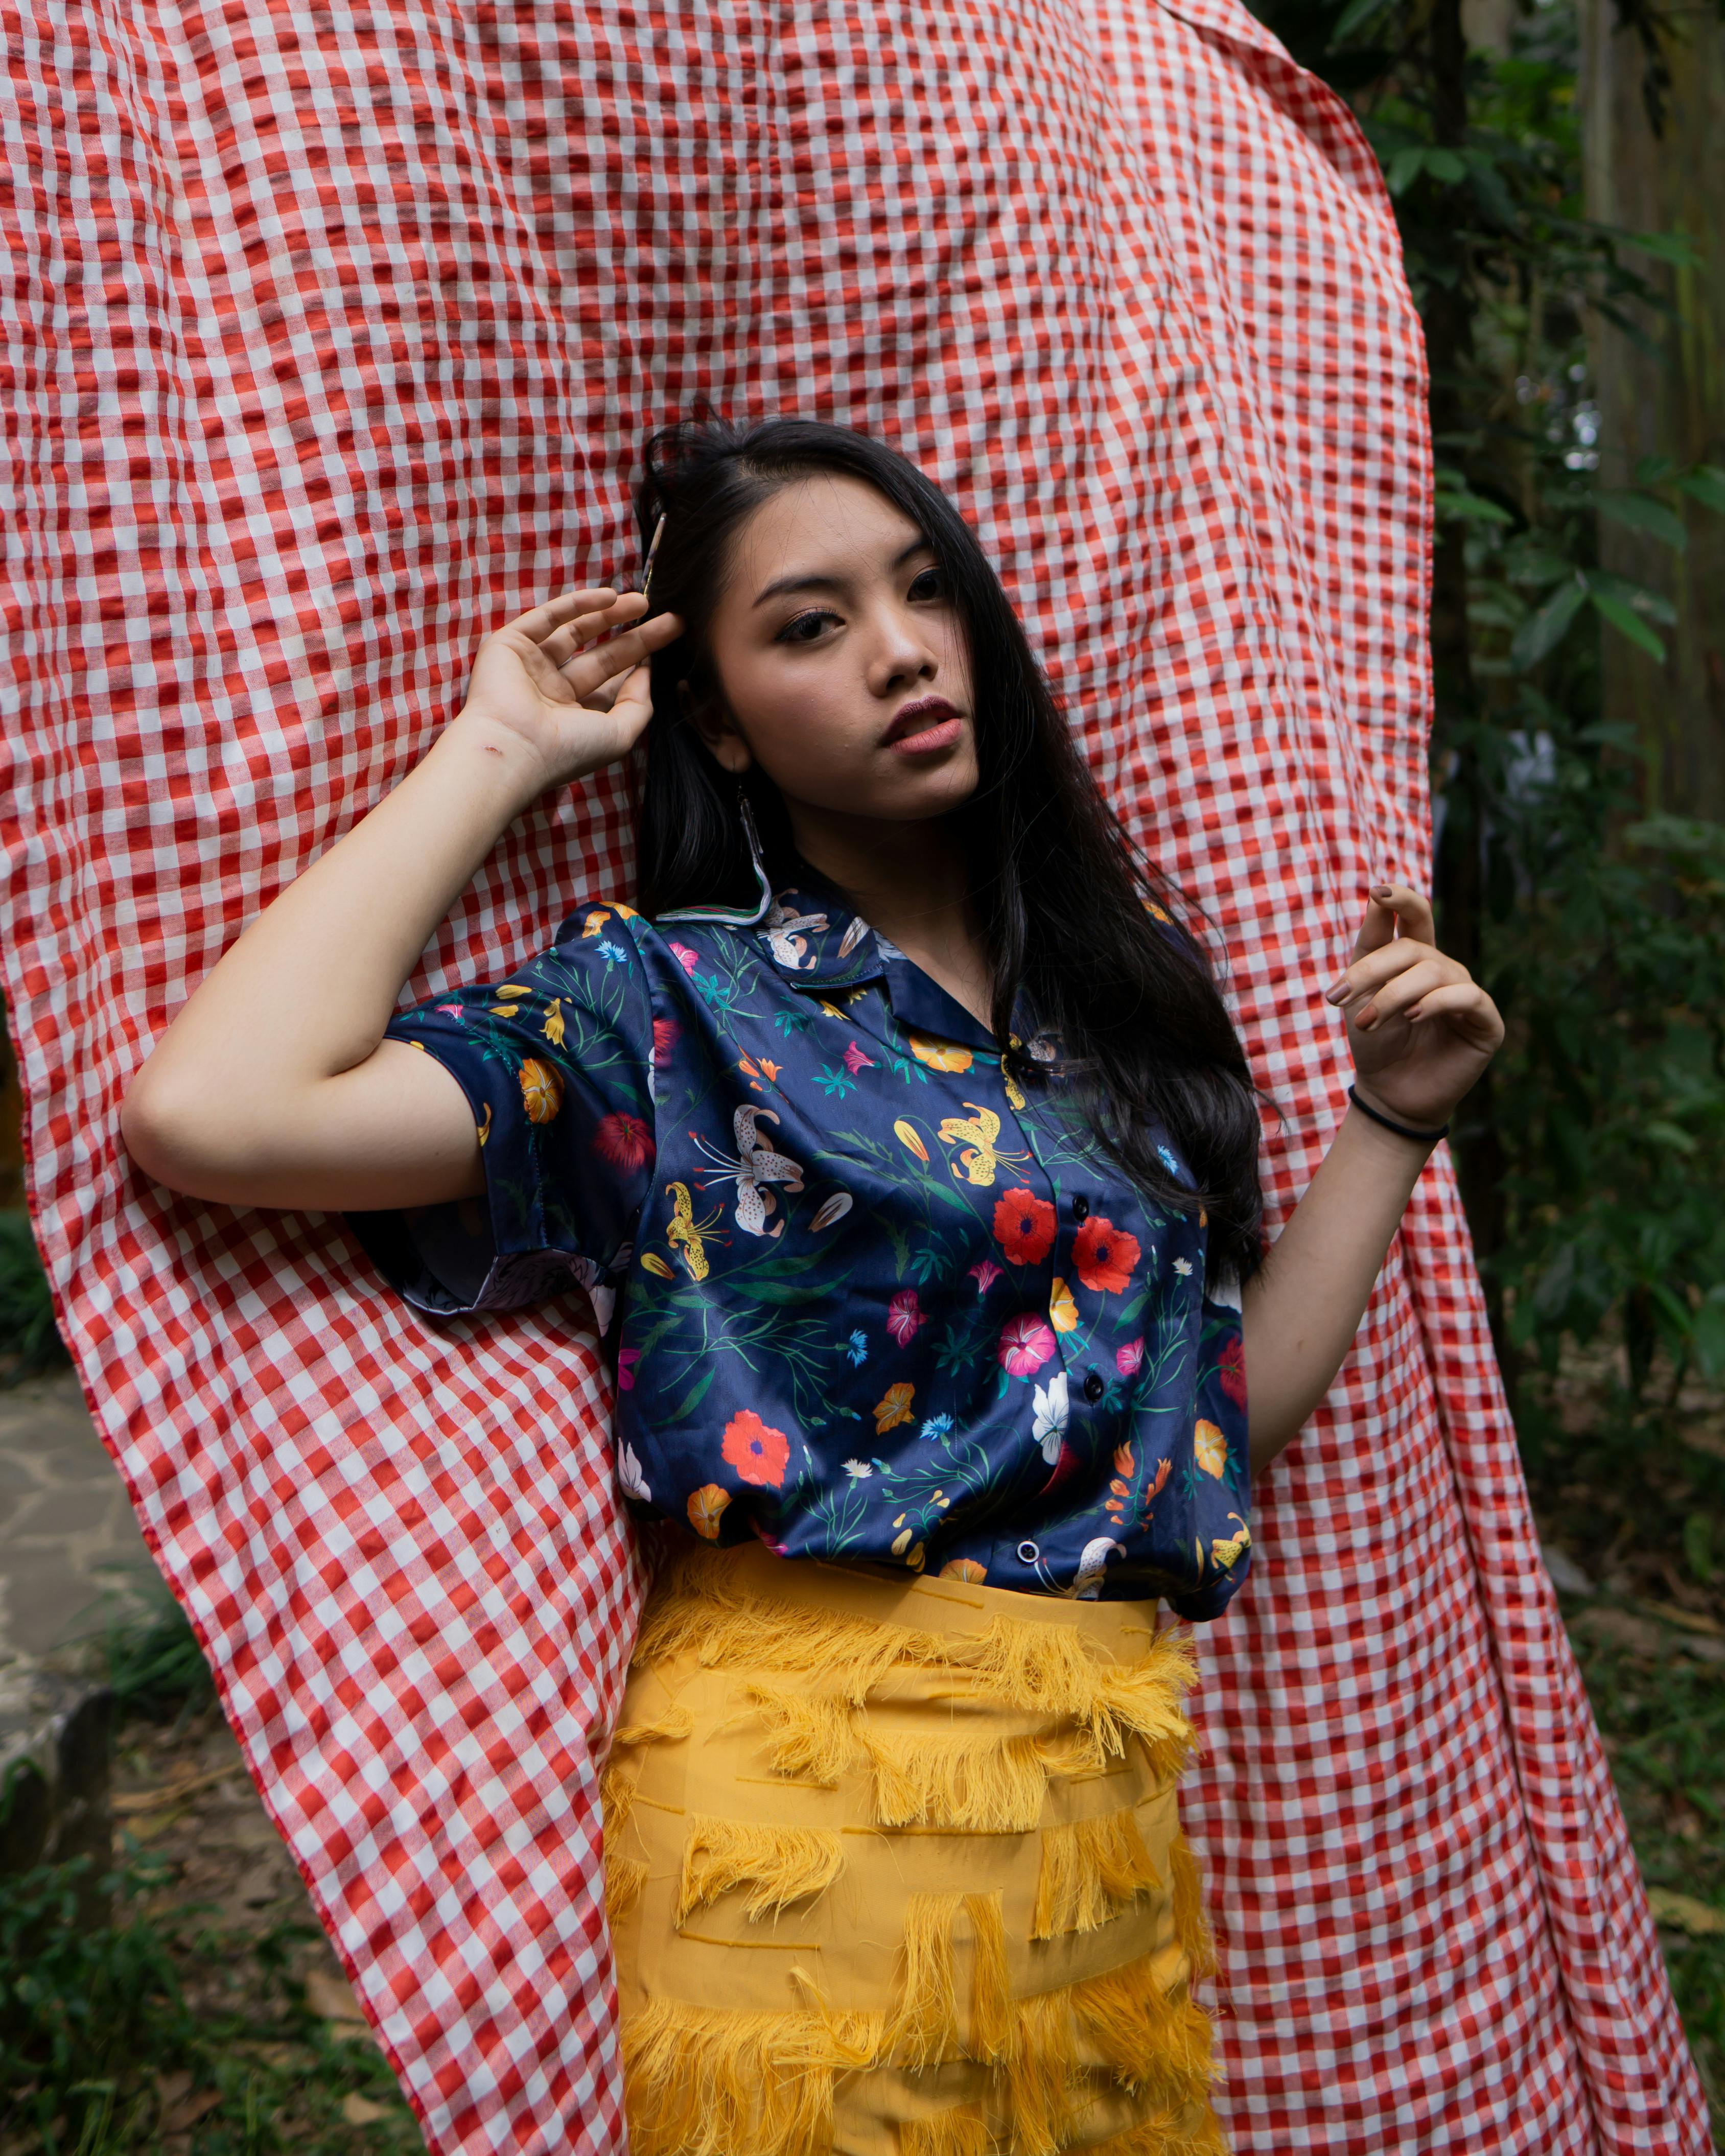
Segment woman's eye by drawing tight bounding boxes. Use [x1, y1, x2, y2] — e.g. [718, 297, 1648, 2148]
[776, 609, 838, 645]
[907, 567, 943, 602]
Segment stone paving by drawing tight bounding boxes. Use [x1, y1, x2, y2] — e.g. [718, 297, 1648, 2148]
[0, 1368, 156, 1664]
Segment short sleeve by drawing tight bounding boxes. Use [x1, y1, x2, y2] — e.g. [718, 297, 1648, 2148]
[345, 906, 656, 1319]
[1164, 1262, 1251, 1622]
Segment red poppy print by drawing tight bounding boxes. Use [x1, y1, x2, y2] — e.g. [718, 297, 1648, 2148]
[997, 1315, 1056, 1377]
[652, 1017, 682, 1067]
[992, 1188, 1056, 1266]
[886, 1289, 927, 1346]
[593, 1112, 654, 1171]
[1218, 1335, 1247, 1407]
[721, 1411, 790, 1489]
[1073, 1215, 1141, 1295]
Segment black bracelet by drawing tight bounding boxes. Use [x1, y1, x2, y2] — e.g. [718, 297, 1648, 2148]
[1347, 1085, 1449, 1145]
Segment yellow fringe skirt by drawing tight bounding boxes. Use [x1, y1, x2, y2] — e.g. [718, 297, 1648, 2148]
[602, 1543, 1227, 2156]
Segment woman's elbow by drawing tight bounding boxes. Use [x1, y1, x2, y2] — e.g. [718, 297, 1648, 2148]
[118, 1066, 239, 1199]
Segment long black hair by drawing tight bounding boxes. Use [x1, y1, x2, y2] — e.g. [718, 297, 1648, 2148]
[631, 417, 1264, 1282]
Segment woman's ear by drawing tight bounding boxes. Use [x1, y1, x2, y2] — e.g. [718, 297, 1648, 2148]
[682, 678, 753, 775]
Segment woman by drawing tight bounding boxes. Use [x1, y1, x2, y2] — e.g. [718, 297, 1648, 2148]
[121, 418, 1502, 2156]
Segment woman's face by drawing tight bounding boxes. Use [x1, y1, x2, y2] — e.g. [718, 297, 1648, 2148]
[692, 474, 979, 827]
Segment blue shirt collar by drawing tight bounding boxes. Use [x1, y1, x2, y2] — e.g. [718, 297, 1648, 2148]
[751, 875, 1000, 1053]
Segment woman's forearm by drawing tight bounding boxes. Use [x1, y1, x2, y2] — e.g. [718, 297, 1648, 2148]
[121, 711, 547, 1177]
[120, 592, 679, 1209]
[1240, 1102, 1439, 1473]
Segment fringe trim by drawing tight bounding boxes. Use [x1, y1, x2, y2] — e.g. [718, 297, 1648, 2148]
[1032, 1807, 1163, 1939]
[623, 1992, 881, 2156]
[745, 1685, 1108, 1833]
[1005, 1953, 1217, 2156]
[615, 1705, 695, 1749]
[607, 1850, 649, 1926]
[1169, 1833, 1217, 1981]
[641, 1552, 1196, 1777]
[900, 2108, 992, 2156]
[1085, 2109, 1231, 2156]
[678, 1814, 845, 1924]
[888, 1890, 964, 2066]
[967, 1890, 1011, 2062]
[601, 1763, 638, 1839]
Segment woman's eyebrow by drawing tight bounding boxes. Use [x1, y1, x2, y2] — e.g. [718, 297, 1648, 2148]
[751, 536, 931, 610]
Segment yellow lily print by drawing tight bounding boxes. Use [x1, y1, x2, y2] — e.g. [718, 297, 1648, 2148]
[665, 1181, 725, 1281]
[937, 1103, 1029, 1188]
[542, 998, 566, 1046]
[1210, 1516, 1251, 1571]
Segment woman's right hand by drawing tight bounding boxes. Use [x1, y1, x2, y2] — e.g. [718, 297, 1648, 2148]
[454, 589, 685, 790]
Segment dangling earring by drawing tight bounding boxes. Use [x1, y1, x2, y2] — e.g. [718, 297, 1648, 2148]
[736, 788, 774, 921]
[654, 783, 775, 928]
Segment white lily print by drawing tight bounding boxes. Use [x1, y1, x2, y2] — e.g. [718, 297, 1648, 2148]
[690, 1105, 806, 1236]
[617, 1442, 650, 1504]
[1031, 1370, 1069, 1464]
[760, 899, 829, 970]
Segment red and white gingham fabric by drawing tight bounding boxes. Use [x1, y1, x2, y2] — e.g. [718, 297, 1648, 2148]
[1, 0, 1708, 2149]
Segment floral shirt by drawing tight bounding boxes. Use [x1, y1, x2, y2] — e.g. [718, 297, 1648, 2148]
[348, 878, 1251, 1615]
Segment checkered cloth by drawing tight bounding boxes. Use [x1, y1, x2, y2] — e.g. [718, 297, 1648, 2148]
[1, 0, 1708, 2148]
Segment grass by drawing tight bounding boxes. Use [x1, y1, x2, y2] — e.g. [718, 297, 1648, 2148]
[1524, 1344, 1725, 2135]
[0, 1210, 68, 1387]
[0, 1596, 424, 2155]
[0, 1852, 423, 2155]
[1570, 1637, 1725, 2122]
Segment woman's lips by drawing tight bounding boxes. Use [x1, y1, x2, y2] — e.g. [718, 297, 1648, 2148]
[882, 699, 964, 756]
[888, 714, 964, 756]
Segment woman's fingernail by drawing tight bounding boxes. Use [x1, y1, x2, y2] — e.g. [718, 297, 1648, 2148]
[1358, 1007, 1377, 1028]
[1325, 985, 1347, 1004]
[1371, 884, 1394, 899]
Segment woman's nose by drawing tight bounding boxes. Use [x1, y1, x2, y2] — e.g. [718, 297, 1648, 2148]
[867, 609, 939, 693]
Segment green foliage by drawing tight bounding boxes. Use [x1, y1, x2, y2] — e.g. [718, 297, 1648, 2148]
[1568, 1629, 1725, 2116]
[1489, 809, 1725, 1415]
[103, 1595, 216, 1725]
[1251, 0, 1725, 1405]
[0, 1853, 420, 2153]
[0, 1207, 68, 1381]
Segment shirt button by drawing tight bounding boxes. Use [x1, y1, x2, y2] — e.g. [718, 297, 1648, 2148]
[1017, 1539, 1040, 1564]
[1071, 1194, 1090, 1222]
[1083, 1370, 1105, 1403]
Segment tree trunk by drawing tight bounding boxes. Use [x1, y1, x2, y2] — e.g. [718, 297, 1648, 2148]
[1582, 0, 1725, 818]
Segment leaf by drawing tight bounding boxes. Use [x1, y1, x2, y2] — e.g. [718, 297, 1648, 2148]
[1627, 229, 1703, 269]
[1596, 488, 1687, 551]
[1510, 578, 1587, 671]
[1330, 0, 1387, 35]
[1588, 589, 1666, 661]
[1424, 148, 1466, 183]
[1676, 466, 1725, 516]
[1436, 487, 1514, 525]
[1647, 1888, 1725, 1938]
[668, 1366, 718, 1422]
[1583, 569, 1676, 623]
[1622, 814, 1725, 860]
[687, 1484, 731, 1540]
[1385, 145, 1426, 196]
[1643, 1119, 1698, 1155]
[1693, 1297, 1725, 1382]
[1634, 455, 1677, 487]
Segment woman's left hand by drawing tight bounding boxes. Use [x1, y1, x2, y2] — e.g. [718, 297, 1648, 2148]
[1326, 885, 1505, 1131]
